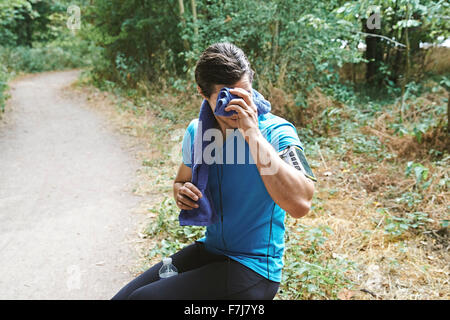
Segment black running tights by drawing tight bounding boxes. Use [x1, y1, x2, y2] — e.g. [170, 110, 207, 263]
[111, 242, 279, 300]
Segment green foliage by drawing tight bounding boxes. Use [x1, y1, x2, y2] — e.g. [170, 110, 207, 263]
[336, 0, 450, 83]
[281, 221, 355, 299]
[405, 161, 431, 187]
[0, 38, 98, 73]
[0, 64, 9, 114]
[381, 209, 434, 237]
[83, 0, 185, 87]
[84, 0, 365, 101]
[146, 197, 204, 259]
[0, 0, 66, 47]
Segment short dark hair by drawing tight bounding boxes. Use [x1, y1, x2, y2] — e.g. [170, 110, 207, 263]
[194, 42, 254, 98]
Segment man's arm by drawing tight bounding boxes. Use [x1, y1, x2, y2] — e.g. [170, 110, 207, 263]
[173, 163, 203, 210]
[245, 130, 315, 219]
[225, 87, 315, 219]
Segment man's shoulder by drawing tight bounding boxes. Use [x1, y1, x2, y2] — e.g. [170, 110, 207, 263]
[259, 112, 298, 134]
[259, 112, 303, 150]
[187, 118, 199, 130]
[184, 118, 199, 139]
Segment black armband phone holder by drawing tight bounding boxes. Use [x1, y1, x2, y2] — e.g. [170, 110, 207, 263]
[278, 145, 317, 182]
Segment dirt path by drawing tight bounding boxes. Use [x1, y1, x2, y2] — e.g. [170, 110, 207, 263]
[0, 70, 145, 299]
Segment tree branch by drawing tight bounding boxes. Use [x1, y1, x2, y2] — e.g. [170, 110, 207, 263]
[357, 31, 406, 48]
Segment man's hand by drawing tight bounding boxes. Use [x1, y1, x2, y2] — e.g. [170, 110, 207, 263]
[225, 88, 260, 140]
[174, 182, 203, 210]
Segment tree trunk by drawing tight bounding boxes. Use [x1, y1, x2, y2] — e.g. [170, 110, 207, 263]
[404, 5, 411, 84]
[272, 19, 279, 65]
[191, 0, 198, 40]
[363, 19, 381, 84]
[447, 90, 449, 133]
[405, 26, 411, 83]
[178, 0, 185, 17]
[178, 0, 189, 50]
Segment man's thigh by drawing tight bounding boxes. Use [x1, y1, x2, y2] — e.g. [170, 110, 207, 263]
[112, 242, 225, 299]
[127, 260, 230, 300]
[126, 257, 279, 300]
[224, 259, 279, 300]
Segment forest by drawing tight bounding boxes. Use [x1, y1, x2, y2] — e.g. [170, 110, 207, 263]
[0, 0, 449, 300]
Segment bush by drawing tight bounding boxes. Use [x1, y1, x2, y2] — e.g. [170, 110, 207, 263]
[0, 65, 9, 114]
[0, 36, 100, 74]
[83, 0, 185, 86]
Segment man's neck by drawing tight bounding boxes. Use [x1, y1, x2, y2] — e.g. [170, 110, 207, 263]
[215, 120, 236, 140]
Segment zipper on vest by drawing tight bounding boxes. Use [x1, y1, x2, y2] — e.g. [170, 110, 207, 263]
[216, 165, 227, 250]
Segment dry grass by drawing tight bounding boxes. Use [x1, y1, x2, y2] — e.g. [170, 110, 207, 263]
[366, 90, 449, 161]
[307, 82, 448, 299]
[423, 47, 450, 75]
[266, 85, 344, 137]
[278, 76, 449, 299]
[303, 154, 449, 300]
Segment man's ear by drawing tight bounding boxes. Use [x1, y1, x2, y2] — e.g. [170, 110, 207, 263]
[197, 86, 207, 99]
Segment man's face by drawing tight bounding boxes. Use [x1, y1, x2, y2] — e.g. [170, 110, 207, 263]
[202, 74, 252, 130]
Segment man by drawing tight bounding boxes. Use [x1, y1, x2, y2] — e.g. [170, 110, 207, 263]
[112, 42, 315, 300]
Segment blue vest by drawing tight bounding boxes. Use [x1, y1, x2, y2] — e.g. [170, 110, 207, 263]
[181, 112, 303, 282]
